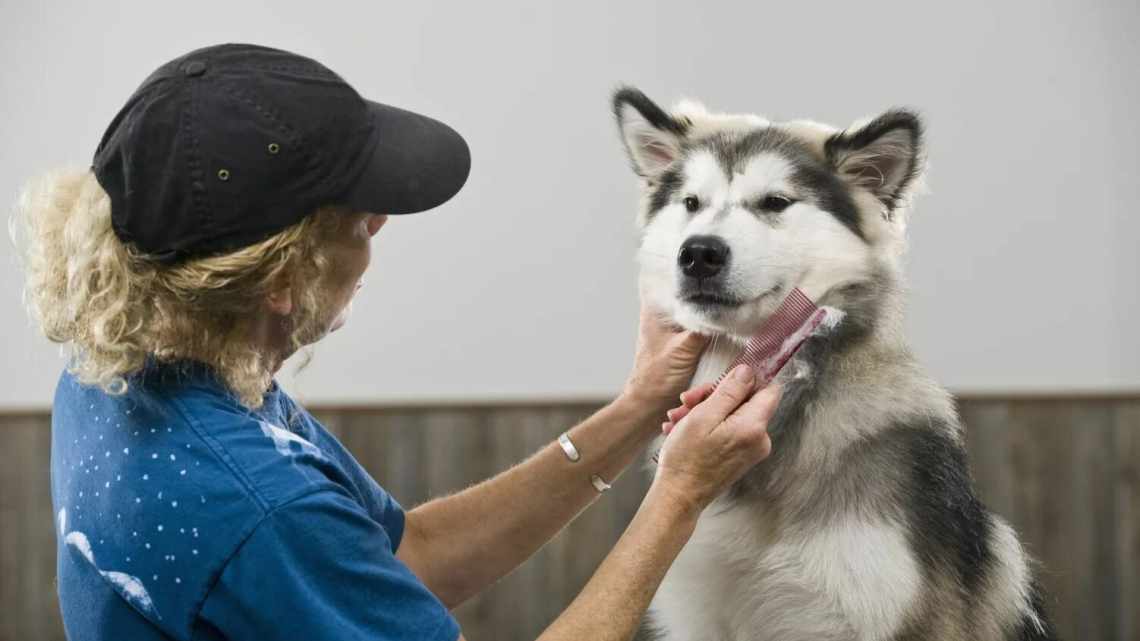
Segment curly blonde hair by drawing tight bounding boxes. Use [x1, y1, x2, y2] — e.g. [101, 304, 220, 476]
[10, 168, 346, 409]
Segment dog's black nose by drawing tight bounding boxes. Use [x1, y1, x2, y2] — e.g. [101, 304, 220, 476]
[678, 235, 730, 278]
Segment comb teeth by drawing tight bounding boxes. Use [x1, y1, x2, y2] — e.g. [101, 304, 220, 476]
[715, 288, 820, 386]
[651, 288, 822, 465]
[654, 288, 823, 465]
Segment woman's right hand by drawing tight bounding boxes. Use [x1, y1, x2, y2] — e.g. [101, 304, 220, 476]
[650, 364, 781, 513]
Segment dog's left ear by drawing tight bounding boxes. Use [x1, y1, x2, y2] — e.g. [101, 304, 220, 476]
[825, 110, 924, 213]
[613, 87, 690, 179]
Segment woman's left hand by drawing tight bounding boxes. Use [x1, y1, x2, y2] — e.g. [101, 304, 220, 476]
[621, 302, 708, 415]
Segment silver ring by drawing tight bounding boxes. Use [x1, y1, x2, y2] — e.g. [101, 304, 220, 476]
[590, 474, 612, 493]
[557, 432, 581, 462]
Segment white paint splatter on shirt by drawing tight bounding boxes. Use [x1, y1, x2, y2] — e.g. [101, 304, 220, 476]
[64, 530, 160, 619]
[259, 421, 322, 459]
[103, 571, 158, 614]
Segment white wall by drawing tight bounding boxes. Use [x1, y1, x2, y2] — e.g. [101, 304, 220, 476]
[2, 0, 1137, 409]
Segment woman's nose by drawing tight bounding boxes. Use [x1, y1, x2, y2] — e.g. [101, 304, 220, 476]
[366, 214, 388, 237]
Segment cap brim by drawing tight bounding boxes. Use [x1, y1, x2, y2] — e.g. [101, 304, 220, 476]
[342, 101, 471, 215]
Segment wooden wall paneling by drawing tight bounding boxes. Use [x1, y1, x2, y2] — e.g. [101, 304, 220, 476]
[0, 415, 65, 641]
[1113, 401, 1140, 641]
[1004, 401, 1114, 641]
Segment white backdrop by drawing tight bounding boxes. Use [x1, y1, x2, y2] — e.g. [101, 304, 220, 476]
[2, 0, 1137, 409]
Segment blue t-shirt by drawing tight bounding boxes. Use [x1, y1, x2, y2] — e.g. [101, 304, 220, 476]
[50, 358, 460, 641]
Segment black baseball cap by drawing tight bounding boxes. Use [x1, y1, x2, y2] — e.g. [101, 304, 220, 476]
[92, 43, 471, 263]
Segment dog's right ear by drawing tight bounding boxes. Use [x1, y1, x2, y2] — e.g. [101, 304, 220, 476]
[613, 87, 690, 179]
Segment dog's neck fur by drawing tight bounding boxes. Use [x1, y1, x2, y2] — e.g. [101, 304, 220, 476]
[687, 266, 943, 509]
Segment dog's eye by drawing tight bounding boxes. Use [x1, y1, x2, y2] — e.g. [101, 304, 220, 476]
[683, 195, 701, 213]
[760, 195, 794, 212]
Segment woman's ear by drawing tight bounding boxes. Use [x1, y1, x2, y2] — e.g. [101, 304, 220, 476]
[266, 285, 293, 316]
[825, 109, 924, 214]
[613, 87, 690, 179]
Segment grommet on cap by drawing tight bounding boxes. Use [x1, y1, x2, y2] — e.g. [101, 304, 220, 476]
[184, 61, 207, 77]
[267, 143, 280, 154]
[217, 169, 230, 181]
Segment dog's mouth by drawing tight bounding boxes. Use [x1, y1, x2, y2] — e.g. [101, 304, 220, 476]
[680, 284, 783, 312]
[681, 292, 745, 309]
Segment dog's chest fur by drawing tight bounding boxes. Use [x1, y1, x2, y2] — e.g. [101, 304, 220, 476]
[646, 334, 960, 641]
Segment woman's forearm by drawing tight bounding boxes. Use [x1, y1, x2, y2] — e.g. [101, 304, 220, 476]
[537, 482, 698, 641]
[398, 394, 665, 607]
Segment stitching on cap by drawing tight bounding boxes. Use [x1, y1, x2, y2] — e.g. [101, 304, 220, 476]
[183, 80, 212, 231]
[220, 85, 302, 145]
[220, 85, 332, 189]
[219, 85, 314, 170]
[244, 62, 337, 78]
[124, 85, 164, 181]
[219, 84, 345, 191]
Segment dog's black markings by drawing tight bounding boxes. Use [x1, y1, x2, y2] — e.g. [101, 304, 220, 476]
[878, 424, 994, 592]
[612, 88, 925, 239]
[612, 88, 696, 221]
[612, 87, 691, 137]
[824, 109, 924, 215]
[696, 128, 868, 241]
[647, 167, 684, 216]
[612, 87, 691, 180]
[788, 158, 865, 240]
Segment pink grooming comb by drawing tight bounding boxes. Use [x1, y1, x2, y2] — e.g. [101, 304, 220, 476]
[653, 288, 828, 463]
[714, 288, 827, 390]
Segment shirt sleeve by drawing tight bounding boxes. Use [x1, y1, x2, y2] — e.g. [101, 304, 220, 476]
[197, 489, 460, 641]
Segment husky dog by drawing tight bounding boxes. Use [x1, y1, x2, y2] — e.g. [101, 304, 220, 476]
[613, 88, 1056, 641]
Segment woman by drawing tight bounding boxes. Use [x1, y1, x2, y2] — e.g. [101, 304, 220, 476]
[13, 43, 778, 641]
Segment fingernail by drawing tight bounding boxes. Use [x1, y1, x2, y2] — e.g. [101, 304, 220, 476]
[732, 364, 754, 382]
[661, 421, 671, 433]
[666, 408, 679, 421]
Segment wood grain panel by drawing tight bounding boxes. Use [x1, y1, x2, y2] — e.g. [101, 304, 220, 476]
[0, 415, 65, 641]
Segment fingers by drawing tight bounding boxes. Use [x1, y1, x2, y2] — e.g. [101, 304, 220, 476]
[667, 380, 780, 432]
[661, 412, 685, 434]
[662, 382, 725, 432]
[665, 403, 692, 424]
[685, 365, 757, 425]
[721, 383, 782, 441]
[753, 432, 773, 460]
[680, 382, 716, 407]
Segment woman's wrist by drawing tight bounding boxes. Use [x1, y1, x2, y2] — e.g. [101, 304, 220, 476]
[642, 478, 702, 537]
[611, 390, 671, 437]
